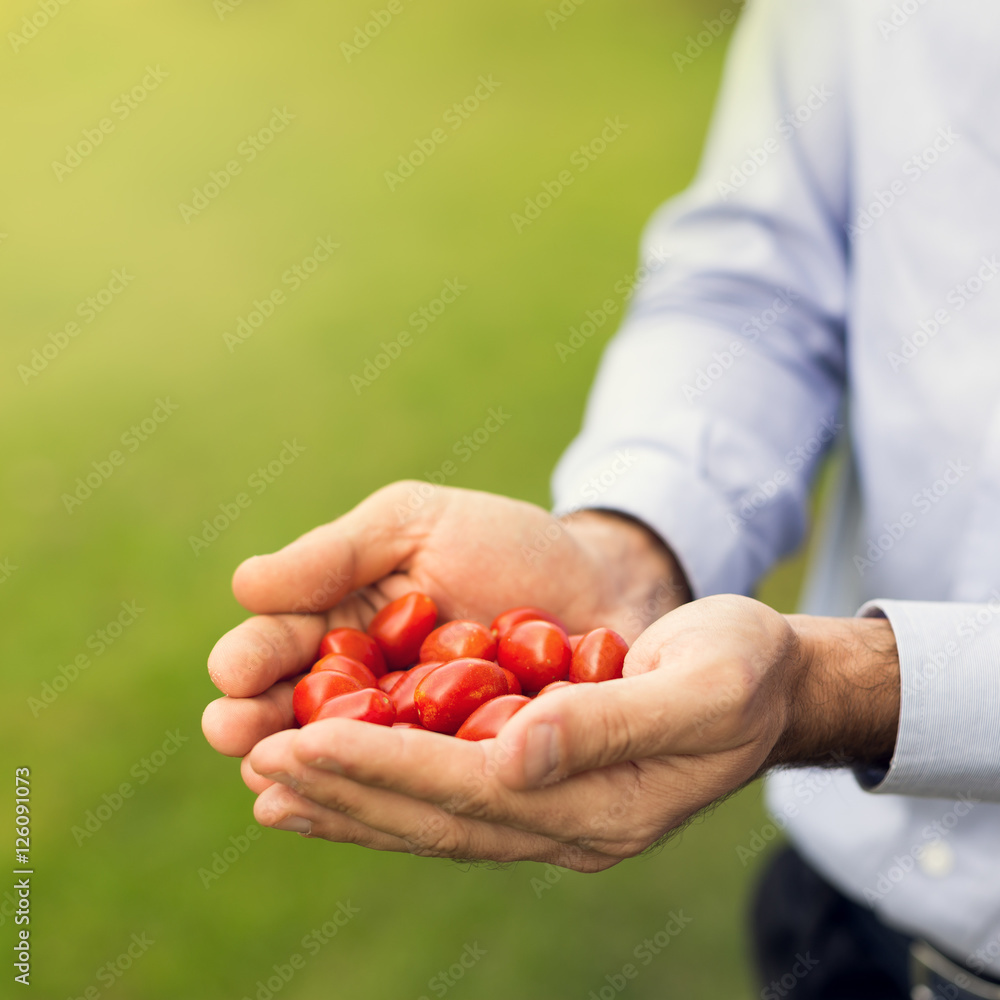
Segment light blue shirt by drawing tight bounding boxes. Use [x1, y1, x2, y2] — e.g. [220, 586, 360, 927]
[552, 0, 1000, 973]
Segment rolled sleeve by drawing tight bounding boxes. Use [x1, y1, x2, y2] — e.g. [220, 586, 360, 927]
[857, 598, 1000, 801]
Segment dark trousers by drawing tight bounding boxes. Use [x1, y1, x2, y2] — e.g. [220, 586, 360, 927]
[750, 846, 913, 999]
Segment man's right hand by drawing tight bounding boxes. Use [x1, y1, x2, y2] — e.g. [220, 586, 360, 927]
[201, 481, 689, 759]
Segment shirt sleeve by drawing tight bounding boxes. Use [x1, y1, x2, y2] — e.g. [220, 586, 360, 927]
[855, 599, 1000, 801]
[551, 0, 851, 599]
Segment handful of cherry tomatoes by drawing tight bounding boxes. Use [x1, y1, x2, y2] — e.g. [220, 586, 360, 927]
[291, 592, 629, 741]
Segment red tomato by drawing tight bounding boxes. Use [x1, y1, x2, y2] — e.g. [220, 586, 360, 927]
[309, 688, 396, 726]
[317, 627, 387, 677]
[310, 654, 377, 689]
[500, 668, 522, 696]
[378, 670, 407, 694]
[455, 694, 531, 740]
[391, 722, 428, 730]
[569, 628, 628, 683]
[292, 671, 363, 727]
[419, 620, 497, 663]
[537, 680, 574, 696]
[490, 606, 567, 639]
[497, 620, 572, 693]
[414, 658, 509, 734]
[388, 661, 445, 724]
[568, 634, 584, 653]
[367, 592, 438, 670]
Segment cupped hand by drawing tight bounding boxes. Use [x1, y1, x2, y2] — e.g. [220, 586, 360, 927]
[244, 595, 805, 871]
[202, 482, 686, 758]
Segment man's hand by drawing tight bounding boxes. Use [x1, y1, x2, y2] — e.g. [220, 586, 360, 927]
[202, 482, 688, 758]
[241, 595, 900, 870]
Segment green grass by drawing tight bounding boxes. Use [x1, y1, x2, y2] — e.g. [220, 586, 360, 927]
[1, 1, 808, 996]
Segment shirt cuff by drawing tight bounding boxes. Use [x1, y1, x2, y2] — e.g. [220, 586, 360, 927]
[551, 442, 775, 599]
[855, 598, 1000, 801]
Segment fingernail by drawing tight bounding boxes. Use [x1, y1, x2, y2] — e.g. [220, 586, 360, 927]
[274, 815, 312, 835]
[308, 756, 343, 774]
[262, 771, 300, 791]
[522, 723, 560, 787]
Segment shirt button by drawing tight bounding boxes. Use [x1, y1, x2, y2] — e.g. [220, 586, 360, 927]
[918, 840, 955, 877]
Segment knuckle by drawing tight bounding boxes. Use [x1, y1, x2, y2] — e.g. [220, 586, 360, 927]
[406, 811, 464, 857]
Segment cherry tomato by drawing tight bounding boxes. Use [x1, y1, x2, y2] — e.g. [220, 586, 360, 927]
[490, 606, 567, 639]
[309, 688, 396, 726]
[500, 667, 522, 696]
[497, 620, 571, 693]
[455, 694, 531, 740]
[292, 671, 363, 727]
[414, 658, 509, 734]
[317, 627, 387, 677]
[310, 654, 377, 689]
[388, 661, 445, 724]
[568, 634, 584, 653]
[367, 592, 438, 670]
[419, 620, 497, 663]
[536, 680, 574, 696]
[569, 627, 628, 683]
[378, 670, 407, 694]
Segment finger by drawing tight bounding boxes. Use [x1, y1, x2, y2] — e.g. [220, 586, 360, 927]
[272, 720, 647, 852]
[208, 613, 325, 697]
[252, 775, 615, 870]
[241, 754, 275, 794]
[201, 679, 296, 757]
[232, 481, 439, 614]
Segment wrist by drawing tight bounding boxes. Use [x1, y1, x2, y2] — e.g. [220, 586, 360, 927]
[770, 614, 900, 770]
[561, 508, 692, 636]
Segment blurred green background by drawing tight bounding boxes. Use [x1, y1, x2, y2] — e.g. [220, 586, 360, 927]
[1, 1, 813, 997]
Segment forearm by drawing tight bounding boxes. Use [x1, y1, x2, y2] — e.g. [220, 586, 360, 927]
[770, 614, 900, 770]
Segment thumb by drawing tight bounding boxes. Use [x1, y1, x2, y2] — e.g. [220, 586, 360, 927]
[494, 645, 755, 790]
[231, 481, 437, 614]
